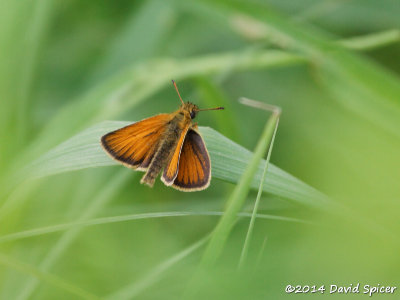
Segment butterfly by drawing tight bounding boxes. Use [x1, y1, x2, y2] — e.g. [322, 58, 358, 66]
[101, 80, 223, 191]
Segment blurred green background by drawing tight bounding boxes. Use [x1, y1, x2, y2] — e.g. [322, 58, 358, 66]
[1, 0, 400, 299]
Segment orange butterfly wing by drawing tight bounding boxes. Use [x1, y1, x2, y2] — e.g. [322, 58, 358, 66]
[171, 129, 211, 191]
[101, 114, 170, 170]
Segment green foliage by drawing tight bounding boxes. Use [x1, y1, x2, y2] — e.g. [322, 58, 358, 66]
[25, 121, 327, 208]
[1, 0, 400, 299]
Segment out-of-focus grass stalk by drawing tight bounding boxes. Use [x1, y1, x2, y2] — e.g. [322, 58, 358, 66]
[238, 98, 280, 269]
[200, 100, 280, 268]
[337, 29, 400, 51]
[294, 0, 353, 21]
[0, 0, 52, 170]
[255, 236, 268, 268]
[233, 17, 400, 52]
[16, 0, 54, 144]
[0, 212, 307, 244]
[0, 252, 100, 300]
[14, 171, 132, 300]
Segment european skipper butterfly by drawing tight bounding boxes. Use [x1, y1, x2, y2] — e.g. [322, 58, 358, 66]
[101, 80, 223, 191]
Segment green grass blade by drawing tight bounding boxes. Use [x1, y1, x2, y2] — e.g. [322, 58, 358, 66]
[239, 107, 280, 269]
[200, 106, 280, 269]
[337, 29, 400, 51]
[294, 0, 353, 22]
[22, 121, 329, 210]
[0, 212, 308, 244]
[255, 236, 268, 268]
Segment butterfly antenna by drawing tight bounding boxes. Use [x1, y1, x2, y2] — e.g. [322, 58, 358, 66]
[172, 80, 184, 105]
[196, 106, 224, 112]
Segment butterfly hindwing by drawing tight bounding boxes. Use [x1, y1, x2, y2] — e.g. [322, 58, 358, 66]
[101, 114, 170, 170]
[172, 129, 211, 191]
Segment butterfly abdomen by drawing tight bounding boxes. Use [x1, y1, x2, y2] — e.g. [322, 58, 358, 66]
[140, 119, 184, 187]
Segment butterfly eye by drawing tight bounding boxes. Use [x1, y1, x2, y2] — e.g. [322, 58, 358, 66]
[190, 111, 196, 119]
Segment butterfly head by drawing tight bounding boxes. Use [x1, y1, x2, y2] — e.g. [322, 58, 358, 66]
[172, 80, 224, 120]
[182, 102, 199, 119]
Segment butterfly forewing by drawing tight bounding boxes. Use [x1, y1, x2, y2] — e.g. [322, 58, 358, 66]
[101, 114, 170, 170]
[172, 129, 211, 191]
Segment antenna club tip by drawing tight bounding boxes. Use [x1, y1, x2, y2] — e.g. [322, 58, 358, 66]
[171, 79, 175, 84]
